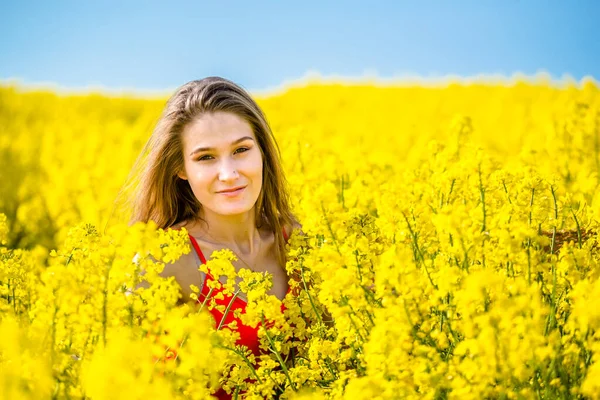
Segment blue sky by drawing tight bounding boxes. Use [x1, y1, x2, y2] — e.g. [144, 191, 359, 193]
[1, 0, 599, 93]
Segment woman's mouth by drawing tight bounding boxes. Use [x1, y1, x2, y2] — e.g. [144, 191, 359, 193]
[218, 186, 246, 197]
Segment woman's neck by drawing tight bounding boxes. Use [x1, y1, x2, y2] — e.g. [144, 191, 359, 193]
[192, 209, 262, 256]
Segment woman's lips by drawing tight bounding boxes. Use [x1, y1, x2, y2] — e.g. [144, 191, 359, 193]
[218, 186, 246, 197]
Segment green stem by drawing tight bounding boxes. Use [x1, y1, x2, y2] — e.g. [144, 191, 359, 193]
[300, 263, 331, 338]
[340, 298, 367, 342]
[478, 164, 487, 233]
[199, 287, 215, 311]
[550, 185, 559, 223]
[50, 290, 59, 364]
[217, 289, 241, 331]
[264, 369, 284, 393]
[102, 264, 111, 347]
[299, 263, 324, 326]
[502, 179, 512, 205]
[544, 227, 557, 336]
[173, 287, 216, 362]
[218, 344, 264, 384]
[361, 284, 383, 307]
[323, 357, 339, 380]
[459, 237, 471, 273]
[261, 315, 297, 391]
[11, 284, 16, 315]
[529, 188, 535, 227]
[321, 201, 342, 255]
[297, 141, 305, 174]
[527, 238, 532, 285]
[339, 174, 346, 209]
[354, 249, 363, 282]
[570, 208, 582, 249]
[402, 212, 437, 288]
[447, 179, 456, 206]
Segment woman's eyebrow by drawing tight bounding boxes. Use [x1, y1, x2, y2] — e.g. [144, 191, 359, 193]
[189, 136, 255, 156]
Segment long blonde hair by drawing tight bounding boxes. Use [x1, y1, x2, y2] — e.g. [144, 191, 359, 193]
[123, 77, 297, 266]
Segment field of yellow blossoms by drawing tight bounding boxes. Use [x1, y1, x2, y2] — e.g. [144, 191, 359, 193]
[1, 77, 600, 399]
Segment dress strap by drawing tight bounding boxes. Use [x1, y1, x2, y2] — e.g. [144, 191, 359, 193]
[188, 234, 207, 264]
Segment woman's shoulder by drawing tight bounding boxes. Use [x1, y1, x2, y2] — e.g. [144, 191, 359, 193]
[169, 220, 190, 231]
[161, 221, 198, 270]
[283, 220, 304, 238]
[168, 220, 201, 239]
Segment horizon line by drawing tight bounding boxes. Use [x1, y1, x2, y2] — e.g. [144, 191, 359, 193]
[1, 69, 598, 99]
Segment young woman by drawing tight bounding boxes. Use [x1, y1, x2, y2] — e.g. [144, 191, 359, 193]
[128, 77, 300, 395]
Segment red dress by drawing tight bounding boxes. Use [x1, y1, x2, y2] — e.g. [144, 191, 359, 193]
[188, 229, 291, 399]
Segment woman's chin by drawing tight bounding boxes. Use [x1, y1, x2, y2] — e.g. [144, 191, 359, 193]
[212, 205, 255, 217]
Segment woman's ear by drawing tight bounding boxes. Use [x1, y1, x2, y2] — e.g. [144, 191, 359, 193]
[177, 170, 188, 180]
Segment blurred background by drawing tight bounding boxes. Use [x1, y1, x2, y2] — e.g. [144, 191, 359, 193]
[1, 0, 599, 93]
[1, 0, 599, 250]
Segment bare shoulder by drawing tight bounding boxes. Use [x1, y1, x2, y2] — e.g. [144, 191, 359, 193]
[284, 220, 304, 238]
[162, 221, 197, 275]
[134, 246, 194, 284]
[161, 248, 195, 277]
[170, 220, 189, 231]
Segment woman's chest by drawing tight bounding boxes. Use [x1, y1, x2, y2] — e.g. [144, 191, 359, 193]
[179, 243, 289, 302]
[217, 252, 289, 301]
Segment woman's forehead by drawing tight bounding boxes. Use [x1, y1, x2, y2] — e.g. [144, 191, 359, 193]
[182, 112, 256, 148]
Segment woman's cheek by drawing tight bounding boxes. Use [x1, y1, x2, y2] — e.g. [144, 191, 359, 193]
[250, 152, 263, 174]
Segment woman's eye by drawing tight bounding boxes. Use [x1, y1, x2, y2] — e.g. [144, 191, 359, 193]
[234, 147, 249, 155]
[198, 155, 213, 161]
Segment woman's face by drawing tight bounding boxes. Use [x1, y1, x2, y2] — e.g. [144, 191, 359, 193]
[178, 111, 263, 218]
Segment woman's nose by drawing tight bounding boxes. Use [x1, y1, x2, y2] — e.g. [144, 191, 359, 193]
[218, 159, 239, 181]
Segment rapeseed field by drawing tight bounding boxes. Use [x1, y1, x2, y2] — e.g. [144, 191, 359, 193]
[1, 78, 600, 399]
